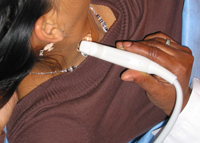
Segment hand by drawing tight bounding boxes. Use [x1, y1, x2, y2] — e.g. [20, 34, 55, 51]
[0, 92, 18, 134]
[116, 32, 193, 115]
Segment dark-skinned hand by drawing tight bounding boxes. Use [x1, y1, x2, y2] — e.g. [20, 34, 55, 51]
[116, 32, 193, 115]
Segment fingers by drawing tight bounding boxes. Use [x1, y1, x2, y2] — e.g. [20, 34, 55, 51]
[117, 40, 176, 73]
[116, 32, 194, 115]
[121, 68, 176, 115]
[116, 35, 193, 75]
[144, 32, 192, 53]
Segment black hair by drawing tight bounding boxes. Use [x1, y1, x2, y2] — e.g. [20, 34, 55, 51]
[0, 0, 52, 108]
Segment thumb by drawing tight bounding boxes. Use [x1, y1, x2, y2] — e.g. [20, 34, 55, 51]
[121, 69, 175, 115]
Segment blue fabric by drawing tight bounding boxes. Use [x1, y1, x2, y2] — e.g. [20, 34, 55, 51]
[3, 127, 8, 143]
[128, 121, 167, 143]
[182, 0, 200, 83]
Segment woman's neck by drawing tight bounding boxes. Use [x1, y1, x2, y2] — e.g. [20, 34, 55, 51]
[17, 4, 116, 99]
[33, 4, 116, 71]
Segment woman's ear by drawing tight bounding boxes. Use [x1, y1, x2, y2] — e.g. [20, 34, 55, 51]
[34, 15, 64, 43]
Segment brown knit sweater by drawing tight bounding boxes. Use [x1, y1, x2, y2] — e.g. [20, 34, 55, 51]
[3, 0, 183, 143]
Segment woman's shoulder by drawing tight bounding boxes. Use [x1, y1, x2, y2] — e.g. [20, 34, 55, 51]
[17, 73, 54, 99]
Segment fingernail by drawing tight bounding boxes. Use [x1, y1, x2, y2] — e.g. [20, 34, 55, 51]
[127, 78, 134, 82]
[121, 76, 135, 82]
[116, 42, 125, 50]
[123, 41, 133, 48]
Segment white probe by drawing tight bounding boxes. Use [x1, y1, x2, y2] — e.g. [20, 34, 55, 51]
[79, 41, 183, 143]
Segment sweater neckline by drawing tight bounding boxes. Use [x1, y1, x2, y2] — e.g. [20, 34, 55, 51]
[8, 0, 124, 134]
[18, 0, 123, 103]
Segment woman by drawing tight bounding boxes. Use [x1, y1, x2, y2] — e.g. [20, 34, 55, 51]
[0, 0, 193, 142]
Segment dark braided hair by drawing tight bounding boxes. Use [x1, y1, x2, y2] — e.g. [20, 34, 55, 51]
[0, 0, 52, 108]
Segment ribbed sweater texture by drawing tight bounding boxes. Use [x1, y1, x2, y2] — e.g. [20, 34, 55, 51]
[5, 0, 183, 142]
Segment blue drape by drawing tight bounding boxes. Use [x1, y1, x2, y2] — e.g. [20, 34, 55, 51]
[182, 0, 200, 83]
